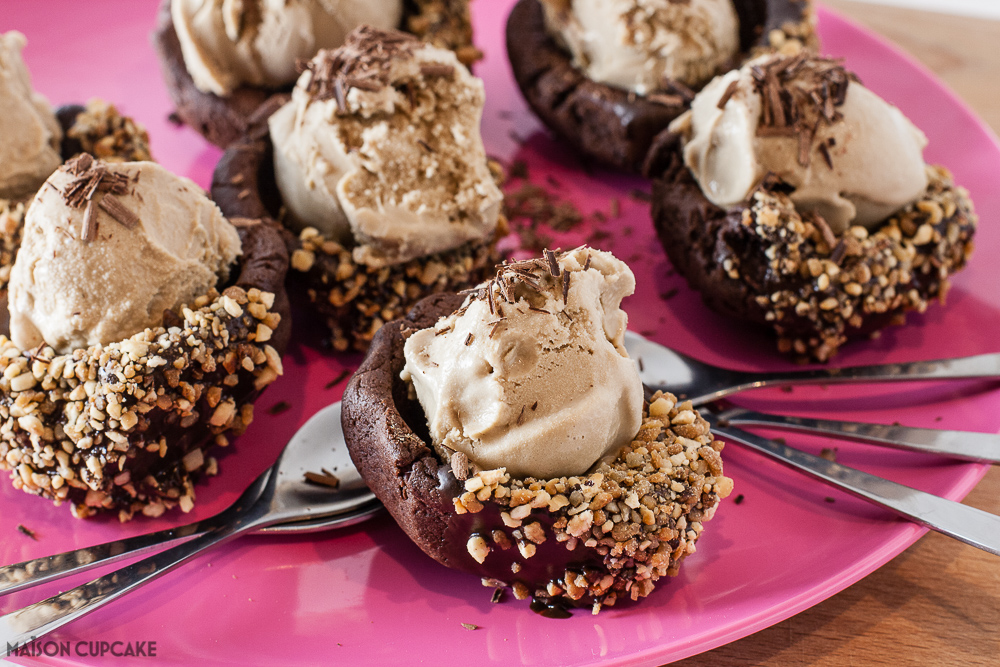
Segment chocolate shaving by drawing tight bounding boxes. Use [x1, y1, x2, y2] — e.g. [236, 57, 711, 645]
[417, 139, 435, 153]
[81, 200, 98, 242]
[300, 26, 420, 106]
[98, 194, 140, 229]
[61, 153, 131, 210]
[562, 270, 571, 304]
[647, 93, 685, 107]
[68, 153, 94, 174]
[810, 212, 838, 250]
[544, 249, 561, 277]
[755, 126, 799, 138]
[333, 78, 347, 112]
[751, 54, 856, 169]
[489, 318, 505, 338]
[818, 141, 834, 169]
[465, 332, 474, 346]
[325, 369, 351, 389]
[583, 253, 592, 271]
[344, 76, 382, 92]
[660, 78, 695, 102]
[531, 401, 538, 411]
[517, 406, 526, 425]
[17, 524, 37, 540]
[267, 400, 291, 415]
[420, 63, 455, 78]
[830, 239, 848, 265]
[716, 79, 740, 110]
[797, 125, 814, 167]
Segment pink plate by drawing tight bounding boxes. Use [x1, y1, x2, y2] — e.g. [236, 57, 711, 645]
[3, 2, 1000, 665]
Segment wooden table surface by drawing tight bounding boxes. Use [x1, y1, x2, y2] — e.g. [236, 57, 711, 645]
[677, 2, 1000, 665]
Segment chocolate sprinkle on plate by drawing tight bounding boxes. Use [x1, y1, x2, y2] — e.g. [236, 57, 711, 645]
[304, 471, 341, 489]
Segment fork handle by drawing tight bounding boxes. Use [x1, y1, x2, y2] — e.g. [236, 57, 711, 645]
[718, 407, 1000, 463]
[0, 518, 251, 649]
[706, 415, 1000, 556]
[751, 353, 1000, 389]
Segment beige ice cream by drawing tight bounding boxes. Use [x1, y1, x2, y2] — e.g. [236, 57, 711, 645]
[8, 156, 242, 352]
[269, 26, 503, 267]
[401, 247, 644, 479]
[671, 53, 929, 233]
[539, 0, 740, 93]
[0, 31, 63, 200]
[172, 0, 404, 97]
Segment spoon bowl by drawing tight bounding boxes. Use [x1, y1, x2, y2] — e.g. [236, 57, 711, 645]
[0, 401, 378, 647]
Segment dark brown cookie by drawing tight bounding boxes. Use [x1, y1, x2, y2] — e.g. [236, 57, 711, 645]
[342, 293, 731, 612]
[211, 122, 500, 352]
[644, 131, 977, 362]
[152, 0, 481, 149]
[506, 0, 817, 172]
[0, 107, 292, 519]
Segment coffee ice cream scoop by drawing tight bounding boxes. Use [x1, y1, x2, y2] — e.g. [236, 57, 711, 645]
[0, 31, 62, 200]
[172, 0, 404, 97]
[539, 0, 740, 93]
[401, 247, 644, 479]
[671, 53, 929, 233]
[269, 25, 502, 267]
[8, 156, 242, 352]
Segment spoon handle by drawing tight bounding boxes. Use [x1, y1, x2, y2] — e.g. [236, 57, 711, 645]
[718, 406, 1000, 463]
[0, 520, 248, 650]
[706, 414, 1000, 556]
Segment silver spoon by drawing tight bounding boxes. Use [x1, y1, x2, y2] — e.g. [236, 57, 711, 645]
[626, 331, 1000, 462]
[0, 402, 378, 597]
[0, 402, 378, 646]
[624, 330, 1000, 406]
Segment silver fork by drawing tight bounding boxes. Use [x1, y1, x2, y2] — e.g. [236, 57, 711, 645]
[625, 331, 1000, 463]
[0, 402, 378, 647]
[706, 413, 1000, 556]
[624, 331, 1000, 405]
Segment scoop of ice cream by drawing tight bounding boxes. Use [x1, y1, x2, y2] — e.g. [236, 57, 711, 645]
[401, 247, 644, 479]
[0, 31, 63, 200]
[269, 26, 503, 267]
[539, 0, 740, 93]
[172, 0, 404, 97]
[8, 156, 242, 352]
[671, 53, 929, 233]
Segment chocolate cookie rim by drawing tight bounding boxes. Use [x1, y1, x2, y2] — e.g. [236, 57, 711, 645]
[342, 292, 732, 612]
[152, 0, 481, 149]
[210, 109, 501, 353]
[505, 0, 817, 173]
[644, 130, 977, 362]
[0, 106, 292, 520]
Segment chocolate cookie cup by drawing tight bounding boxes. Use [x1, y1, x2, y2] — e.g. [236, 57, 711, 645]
[153, 0, 481, 148]
[0, 121, 291, 520]
[644, 131, 976, 362]
[342, 291, 732, 613]
[505, 0, 817, 172]
[211, 108, 502, 353]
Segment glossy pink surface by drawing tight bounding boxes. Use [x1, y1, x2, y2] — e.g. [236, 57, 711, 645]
[3, 2, 1000, 665]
